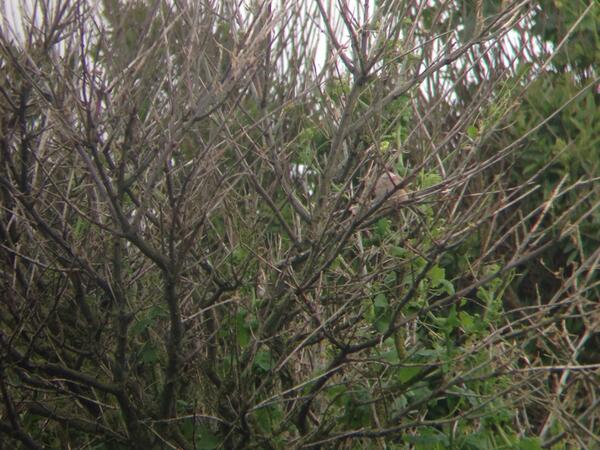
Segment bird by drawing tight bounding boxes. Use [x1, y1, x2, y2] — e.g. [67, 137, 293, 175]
[348, 168, 408, 217]
[372, 169, 408, 207]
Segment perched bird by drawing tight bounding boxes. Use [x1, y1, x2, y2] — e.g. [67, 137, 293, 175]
[349, 168, 408, 217]
[372, 170, 408, 207]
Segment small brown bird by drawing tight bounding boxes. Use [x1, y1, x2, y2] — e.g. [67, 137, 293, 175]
[373, 170, 407, 207]
[349, 169, 408, 216]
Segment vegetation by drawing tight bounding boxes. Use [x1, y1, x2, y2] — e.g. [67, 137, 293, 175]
[0, 0, 598, 448]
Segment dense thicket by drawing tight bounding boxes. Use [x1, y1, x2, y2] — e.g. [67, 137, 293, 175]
[0, 1, 598, 449]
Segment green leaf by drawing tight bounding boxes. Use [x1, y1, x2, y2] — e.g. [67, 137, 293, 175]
[177, 399, 193, 415]
[427, 265, 446, 288]
[130, 317, 153, 336]
[467, 125, 478, 139]
[406, 428, 449, 449]
[375, 218, 392, 238]
[341, 389, 372, 427]
[73, 217, 89, 237]
[517, 437, 543, 450]
[138, 342, 159, 364]
[375, 316, 391, 333]
[459, 311, 476, 332]
[391, 395, 407, 413]
[407, 385, 433, 404]
[463, 432, 493, 450]
[195, 426, 222, 450]
[444, 306, 460, 334]
[130, 306, 167, 336]
[397, 366, 421, 383]
[394, 156, 407, 176]
[384, 271, 397, 286]
[373, 293, 391, 332]
[391, 246, 409, 258]
[381, 347, 400, 364]
[254, 405, 283, 433]
[232, 245, 248, 264]
[438, 278, 455, 295]
[235, 311, 251, 348]
[476, 286, 493, 303]
[374, 293, 388, 309]
[254, 350, 274, 372]
[420, 171, 442, 188]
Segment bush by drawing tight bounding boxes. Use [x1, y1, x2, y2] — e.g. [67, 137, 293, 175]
[0, 1, 597, 448]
